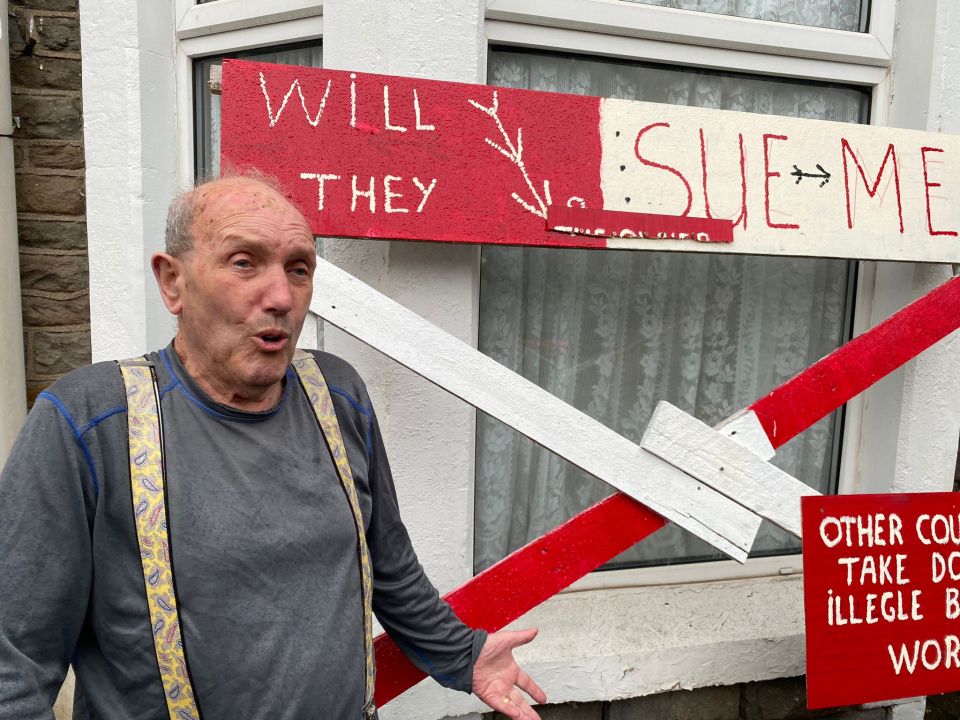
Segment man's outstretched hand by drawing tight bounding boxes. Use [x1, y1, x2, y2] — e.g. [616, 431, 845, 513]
[472, 628, 547, 719]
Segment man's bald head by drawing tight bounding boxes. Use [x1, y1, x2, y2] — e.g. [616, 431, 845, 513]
[164, 172, 294, 257]
[152, 171, 317, 411]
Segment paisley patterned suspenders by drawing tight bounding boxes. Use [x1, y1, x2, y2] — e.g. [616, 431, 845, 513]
[119, 351, 377, 720]
[119, 358, 200, 720]
[290, 350, 377, 719]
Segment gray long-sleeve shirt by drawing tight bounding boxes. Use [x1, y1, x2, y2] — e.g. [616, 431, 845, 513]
[0, 345, 484, 719]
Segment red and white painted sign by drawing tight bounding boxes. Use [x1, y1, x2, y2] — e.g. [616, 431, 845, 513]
[803, 492, 960, 709]
[221, 60, 960, 263]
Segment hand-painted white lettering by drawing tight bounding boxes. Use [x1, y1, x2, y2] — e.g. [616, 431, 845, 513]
[259, 72, 299, 128]
[889, 636, 960, 675]
[300, 173, 341, 211]
[947, 587, 960, 619]
[383, 176, 408, 214]
[383, 85, 408, 133]
[836, 554, 908, 586]
[299, 79, 333, 128]
[833, 589, 922, 626]
[412, 177, 437, 213]
[917, 514, 960, 545]
[350, 73, 357, 129]
[413, 89, 435, 131]
[931, 551, 960, 582]
[352, 175, 376, 213]
[566, 196, 586, 209]
[819, 514, 904, 548]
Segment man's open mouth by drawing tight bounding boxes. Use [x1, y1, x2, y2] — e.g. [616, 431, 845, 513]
[255, 331, 289, 349]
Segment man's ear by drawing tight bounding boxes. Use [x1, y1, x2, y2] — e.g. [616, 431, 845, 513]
[152, 252, 186, 316]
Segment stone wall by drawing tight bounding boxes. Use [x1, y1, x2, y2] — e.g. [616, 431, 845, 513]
[8, 0, 88, 405]
[485, 678, 905, 720]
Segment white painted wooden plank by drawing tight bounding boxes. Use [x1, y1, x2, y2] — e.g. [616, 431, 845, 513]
[641, 401, 819, 538]
[310, 257, 761, 562]
[715, 410, 775, 461]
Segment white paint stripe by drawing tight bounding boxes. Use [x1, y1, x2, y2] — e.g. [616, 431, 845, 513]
[715, 410, 775, 461]
[311, 257, 761, 562]
[641, 402, 818, 538]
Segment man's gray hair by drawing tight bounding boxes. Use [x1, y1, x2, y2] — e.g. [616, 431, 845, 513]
[163, 168, 287, 256]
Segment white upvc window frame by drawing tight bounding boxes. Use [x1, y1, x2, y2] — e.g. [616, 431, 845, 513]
[481, 0, 897, 590]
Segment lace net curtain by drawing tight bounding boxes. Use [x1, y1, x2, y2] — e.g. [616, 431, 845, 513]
[474, 50, 869, 573]
[623, 0, 867, 31]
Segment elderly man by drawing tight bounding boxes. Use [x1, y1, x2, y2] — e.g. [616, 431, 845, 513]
[0, 175, 546, 719]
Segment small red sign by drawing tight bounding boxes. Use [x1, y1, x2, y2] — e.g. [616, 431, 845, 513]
[802, 492, 960, 709]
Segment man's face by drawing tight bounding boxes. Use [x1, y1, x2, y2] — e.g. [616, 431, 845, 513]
[166, 178, 316, 406]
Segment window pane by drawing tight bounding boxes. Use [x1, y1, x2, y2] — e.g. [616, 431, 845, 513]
[621, 0, 869, 32]
[474, 49, 869, 574]
[193, 44, 323, 179]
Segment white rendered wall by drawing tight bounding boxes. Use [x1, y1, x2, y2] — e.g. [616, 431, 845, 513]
[81, 0, 179, 362]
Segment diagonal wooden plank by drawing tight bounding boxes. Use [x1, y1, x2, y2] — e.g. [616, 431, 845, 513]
[310, 256, 763, 561]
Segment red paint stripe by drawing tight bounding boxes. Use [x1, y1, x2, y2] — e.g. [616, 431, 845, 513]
[547, 206, 734, 243]
[373, 495, 665, 706]
[750, 274, 960, 448]
[376, 274, 960, 706]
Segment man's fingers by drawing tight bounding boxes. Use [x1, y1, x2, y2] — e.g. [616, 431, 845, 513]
[490, 690, 535, 720]
[507, 690, 541, 720]
[516, 669, 548, 705]
[501, 626, 539, 649]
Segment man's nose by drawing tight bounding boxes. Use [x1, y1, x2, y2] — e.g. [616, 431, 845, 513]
[262, 265, 295, 315]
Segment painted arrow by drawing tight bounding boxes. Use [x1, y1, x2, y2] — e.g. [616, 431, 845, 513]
[791, 163, 831, 187]
[370, 272, 960, 707]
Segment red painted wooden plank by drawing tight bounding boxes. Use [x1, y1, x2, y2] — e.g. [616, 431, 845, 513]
[375, 274, 960, 707]
[373, 495, 666, 705]
[750, 274, 960, 449]
[547, 206, 734, 243]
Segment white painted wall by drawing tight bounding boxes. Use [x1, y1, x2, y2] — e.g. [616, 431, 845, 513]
[0, 0, 27, 461]
[75, 0, 960, 717]
[80, 0, 180, 362]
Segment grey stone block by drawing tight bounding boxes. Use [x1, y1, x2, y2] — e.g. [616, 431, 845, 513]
[608, 685, 741, 720]
[12, 93, 84, 140]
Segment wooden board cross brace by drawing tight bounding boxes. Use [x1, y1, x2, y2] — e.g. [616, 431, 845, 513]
[306, 260, 960, 706]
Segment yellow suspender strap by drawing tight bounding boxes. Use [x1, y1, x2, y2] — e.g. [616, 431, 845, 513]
[118, 358, 201, 720]
[291, 350, 376, 718]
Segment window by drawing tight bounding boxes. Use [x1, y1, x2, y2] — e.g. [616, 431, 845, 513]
[474, 48, 870, 573]
[194, 44, 322, 178]
[620, 0, 869, 31]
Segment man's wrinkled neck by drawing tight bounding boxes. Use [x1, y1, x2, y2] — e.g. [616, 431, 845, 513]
[172, 335, 284, 413]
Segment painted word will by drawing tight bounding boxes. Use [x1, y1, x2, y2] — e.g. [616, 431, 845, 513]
[260, 71, 437, 133]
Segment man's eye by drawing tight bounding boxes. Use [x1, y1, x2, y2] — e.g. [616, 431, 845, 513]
[290, 266, 311, 277]
[233, 258, 252, 269]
